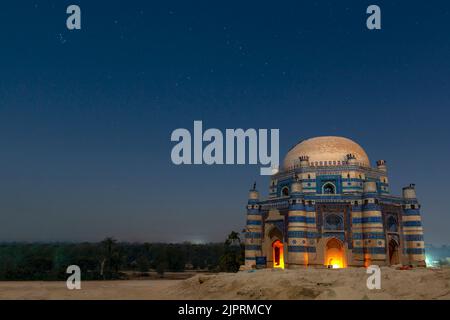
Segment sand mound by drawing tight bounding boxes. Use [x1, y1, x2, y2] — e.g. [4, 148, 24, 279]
[164, 267, 450, 300]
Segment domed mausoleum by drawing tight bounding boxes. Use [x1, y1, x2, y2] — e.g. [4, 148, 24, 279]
[244, 136, 425, 269]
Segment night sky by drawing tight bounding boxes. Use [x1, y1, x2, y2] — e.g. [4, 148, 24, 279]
[0, 1, 449, 244]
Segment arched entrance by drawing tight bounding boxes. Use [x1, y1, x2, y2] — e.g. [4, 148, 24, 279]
[267, 226, 284, 269]
[325, 238, 345, 268]
[272, 240, 284, 269]
[388, 239, 400, 265]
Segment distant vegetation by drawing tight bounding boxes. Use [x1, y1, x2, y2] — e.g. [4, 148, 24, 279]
[0, 232, 244, 281]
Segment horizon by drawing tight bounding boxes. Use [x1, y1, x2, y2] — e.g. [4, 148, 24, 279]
[0, 240, 449, 247]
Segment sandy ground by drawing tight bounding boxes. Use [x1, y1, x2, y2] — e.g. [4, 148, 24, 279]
[1, 267, 449, 300]
[0, 280, 179, 300]
[166, 267, 450, 300]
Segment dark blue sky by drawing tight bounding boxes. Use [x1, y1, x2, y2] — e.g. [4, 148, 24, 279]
[0, 1, 449, 244]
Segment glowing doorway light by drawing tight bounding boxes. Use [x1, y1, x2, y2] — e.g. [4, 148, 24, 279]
[325, 238, 346, 268]
[326, 255, 345, 269]
[327, 258, 344, 268]
[272, 240, 285, 269]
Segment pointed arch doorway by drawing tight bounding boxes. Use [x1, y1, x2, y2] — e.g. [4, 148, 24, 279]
[268, 226, 284, 269]
[272, 240, 284, 269]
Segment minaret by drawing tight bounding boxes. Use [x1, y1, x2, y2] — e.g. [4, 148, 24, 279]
[376, 160, 390, 195]
[376, 160, 387, 172]
[402, 184, 426, 266]
[244, 183, 263, 269]
[287, 175, 313, 267]
[361, 181, 386, 266]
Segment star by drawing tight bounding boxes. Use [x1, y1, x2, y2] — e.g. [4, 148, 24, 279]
[57, 33, 67, 44]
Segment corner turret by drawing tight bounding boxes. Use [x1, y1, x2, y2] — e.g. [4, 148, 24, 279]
[401, 184, 425, 267]
[244, 183, 263, 269]
[346, 153, 357, 166]
[376, 160, 387, 172]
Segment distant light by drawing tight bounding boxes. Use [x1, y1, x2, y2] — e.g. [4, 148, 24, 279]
[425, 255, 440, 268]
[186, 238, 206, 245]
[332, 264, 340, 269]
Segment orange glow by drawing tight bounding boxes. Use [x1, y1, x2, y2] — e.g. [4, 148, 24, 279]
[326, 249, 345, 268]
[303, 251, 309, 266]
[325, 238, 346, 268]
[272, 240, 285, 269]
[364, 254, 372, 268]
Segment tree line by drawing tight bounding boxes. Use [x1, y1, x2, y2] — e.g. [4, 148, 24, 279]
[0, 232, 244, 281]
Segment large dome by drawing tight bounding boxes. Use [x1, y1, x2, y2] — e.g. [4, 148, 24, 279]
[283, 136, 370, 169]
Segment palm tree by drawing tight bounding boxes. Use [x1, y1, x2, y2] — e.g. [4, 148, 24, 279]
[100, 237, 119, 279]
[225, 231, 241, 247]
[219, 231, 243, 272]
